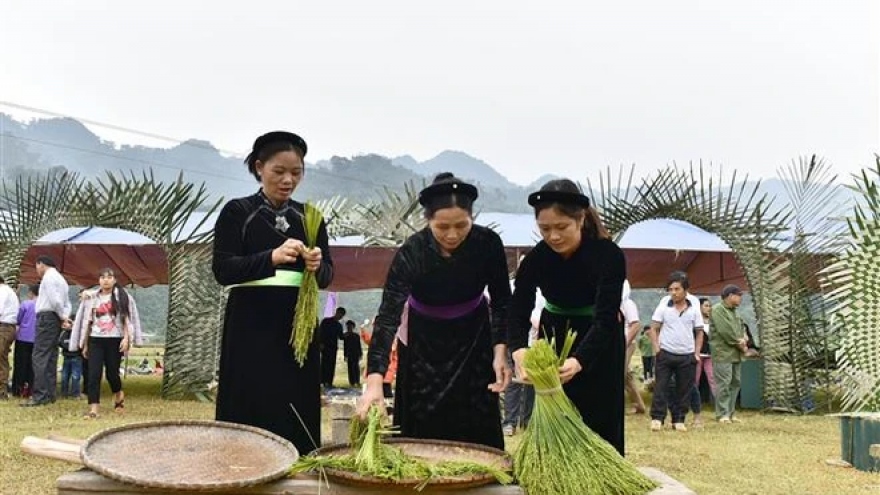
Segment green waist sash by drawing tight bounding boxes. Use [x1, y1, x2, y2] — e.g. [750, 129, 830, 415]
[228, 270, 303, 289]
[544, 301, 594, 317]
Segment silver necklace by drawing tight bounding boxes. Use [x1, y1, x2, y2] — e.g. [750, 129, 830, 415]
[259, 190, 294, 232]
[274, 215, 290, 232]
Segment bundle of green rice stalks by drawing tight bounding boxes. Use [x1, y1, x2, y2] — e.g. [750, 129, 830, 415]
[513, 331, 657, 495]
[290, 405, 512, 491]
[291, 202, 322, 365]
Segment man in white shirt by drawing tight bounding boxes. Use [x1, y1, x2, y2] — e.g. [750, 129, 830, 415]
[0, 275, 20, 399]
[648, 271, 704, 432]
[22, 256, 71, 407]
[621, 280, 646, 414]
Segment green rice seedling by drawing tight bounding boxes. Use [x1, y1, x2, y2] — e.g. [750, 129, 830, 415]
[290, 405, 512, 491]
[513, 331, 657, 495]
[291, 203, 323, 365]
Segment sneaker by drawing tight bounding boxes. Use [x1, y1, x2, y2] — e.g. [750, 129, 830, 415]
[718, 416, 732, 424]
[650, 419, 662, 432]
[502, 424, 515, 437]
[692, 417, 704, 429]
[673, 422, 688, 432]
[730, 416, 743, 424]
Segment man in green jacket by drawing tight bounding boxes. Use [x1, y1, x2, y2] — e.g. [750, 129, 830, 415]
[709, 285, 748, 423]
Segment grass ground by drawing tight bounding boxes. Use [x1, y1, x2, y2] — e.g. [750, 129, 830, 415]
[2, 357, 879, 494]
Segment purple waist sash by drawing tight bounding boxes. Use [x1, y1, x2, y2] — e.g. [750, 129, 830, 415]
[396, 294, 486, 346]
[407, 294, 486, 320]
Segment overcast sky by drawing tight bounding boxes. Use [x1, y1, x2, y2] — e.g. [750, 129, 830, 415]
[1, 0, 877, 186]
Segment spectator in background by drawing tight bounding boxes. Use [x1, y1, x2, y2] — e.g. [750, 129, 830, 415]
[12, 284, 38, 397]
[359, 316, 398, 399]
[319, 307, 346, 388]
[648, 271, 704, 432]
[691, 297, 718, 427]
[637, 325, 654, 382]
[0, 275, 20, 399]
[72, 268, 143, 419]
[621, 280, 646, 414]
[359, 318, 372, 344]
[502, 283, 541, 436]
[710, 285, 747, 424]
[76, 288, 92, 398]
[342, 319, 362, 387]
[22, 255, 71, 407]
[58, 322, 82, 399]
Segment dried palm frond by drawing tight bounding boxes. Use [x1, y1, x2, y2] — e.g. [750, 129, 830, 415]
[822, 156, 880, 412]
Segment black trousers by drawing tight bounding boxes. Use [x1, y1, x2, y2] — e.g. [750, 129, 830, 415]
[642, 355, 655, 379]
[345, 355, 361, 386]
[31, 312, 61, 403]
[11, 340, 34, 395]
[87, 337, 123, 405]
[650, 351, 696, 424]
[320, 349, 338, 386]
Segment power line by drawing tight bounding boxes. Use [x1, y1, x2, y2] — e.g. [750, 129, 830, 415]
[0, 101, 404, 190]
[0, 100, 244, 157]
[0, 132, 399, 191]
[1, 132, 254, 184]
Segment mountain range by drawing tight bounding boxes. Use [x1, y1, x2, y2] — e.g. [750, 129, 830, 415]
[0, 112, 858, 218]
[0, 113, 558, 212]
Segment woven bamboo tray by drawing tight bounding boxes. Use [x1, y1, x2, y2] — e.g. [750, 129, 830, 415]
[78, 420, 299, 492]
[310, 437, 512, 490]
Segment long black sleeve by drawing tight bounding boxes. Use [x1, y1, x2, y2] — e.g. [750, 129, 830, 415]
[508, 252, 538, 352]
[367, 241, 416, 376]
[486, 232, 512, 346]
[212, 199, 275, 286]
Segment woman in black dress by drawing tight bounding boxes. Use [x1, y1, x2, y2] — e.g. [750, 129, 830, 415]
[357, 173, 512, 449]
[510, 179, 627, 455]
[212, 131, 333, 454]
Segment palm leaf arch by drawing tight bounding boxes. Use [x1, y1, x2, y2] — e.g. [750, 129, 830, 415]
[823, 156, 880, 412]
[0, 170, 222, 399]
[588, 163, 811, 411]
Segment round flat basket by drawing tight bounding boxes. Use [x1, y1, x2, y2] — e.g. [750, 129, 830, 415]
[81, 420, 299, 492]
[312, 437, 511, 490]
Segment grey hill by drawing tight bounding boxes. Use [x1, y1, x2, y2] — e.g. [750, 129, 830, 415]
[0, 113, 855, 216]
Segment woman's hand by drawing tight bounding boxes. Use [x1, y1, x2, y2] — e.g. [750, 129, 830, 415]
[488, 344, 511, 393]
[119, 336, 130, 354]
[301, 247, 322, 273]
[356, 373, 386, 418]
[559, 357, 583, 384]
[271, 239, 305, 266]
[511, 348, 528, 383]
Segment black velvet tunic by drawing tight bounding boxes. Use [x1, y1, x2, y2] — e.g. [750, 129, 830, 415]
[509, 238, 626, 455]
[212, 192, 333, 455]
[367, 225, 511, 449]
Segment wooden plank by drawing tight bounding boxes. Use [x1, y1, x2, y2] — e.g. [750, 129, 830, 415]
[21, 436, 83, 465]
[48, 434, 87, 446]
[57, 470, 525, 495]
[58, 467, 694, 494]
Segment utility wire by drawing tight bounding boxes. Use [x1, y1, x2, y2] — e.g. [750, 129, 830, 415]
[0, 105, 406, 190]
[0, 100, 243, 156]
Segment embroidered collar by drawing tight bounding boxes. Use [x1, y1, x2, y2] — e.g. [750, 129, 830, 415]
[257, 190, 300, 232]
